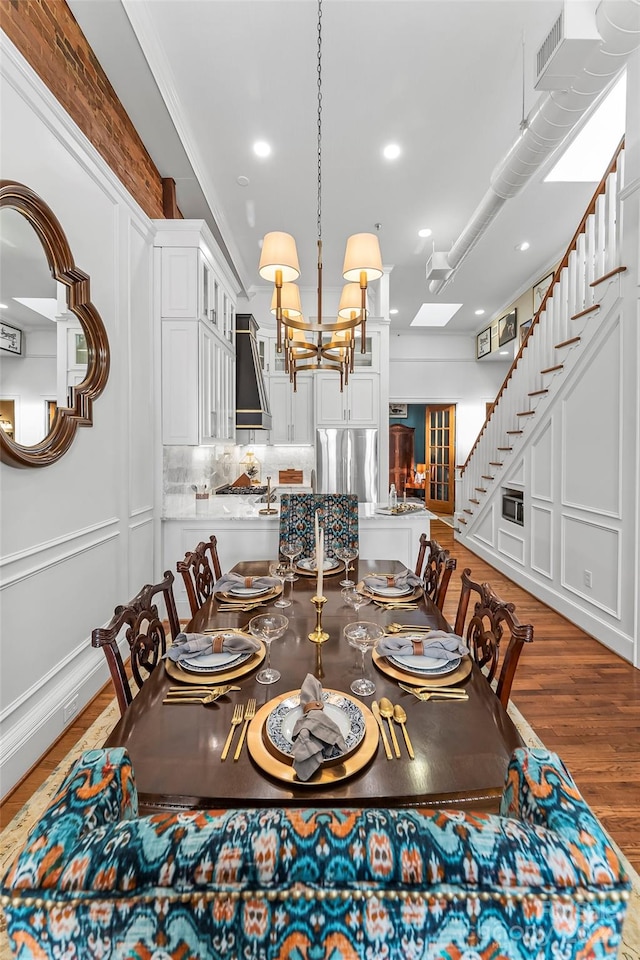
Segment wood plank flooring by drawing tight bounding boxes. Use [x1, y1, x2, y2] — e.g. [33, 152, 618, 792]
[2, 525, 639, 874]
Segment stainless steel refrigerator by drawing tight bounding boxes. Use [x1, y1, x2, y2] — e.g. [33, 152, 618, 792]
[315, 428, 378, 503]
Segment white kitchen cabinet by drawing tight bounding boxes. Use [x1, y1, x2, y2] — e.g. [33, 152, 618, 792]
[268, 375, 313, 444]
[314, 372, 379, 427]
[155, 221, 240, 445]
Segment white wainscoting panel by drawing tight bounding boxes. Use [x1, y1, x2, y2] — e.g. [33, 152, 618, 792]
[474, 502, 495, 547]
[532, 420, 553, 502]
[561, 515, 620, 617]
[509, 457, 525, 487]
[497, 527, 525, 565]
[531, 504, 553, 579]
[129, 515, 155, 598]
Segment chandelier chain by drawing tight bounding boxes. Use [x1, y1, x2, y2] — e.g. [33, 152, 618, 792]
[317, 0, 323, 241]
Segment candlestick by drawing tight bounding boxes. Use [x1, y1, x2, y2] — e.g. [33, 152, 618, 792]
[308, 595, 329, 644]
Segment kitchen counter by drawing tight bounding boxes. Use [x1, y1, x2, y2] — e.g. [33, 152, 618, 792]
[162, 497, 435, 617]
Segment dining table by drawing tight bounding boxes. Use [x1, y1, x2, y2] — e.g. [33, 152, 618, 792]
[105, 558, 524, 815]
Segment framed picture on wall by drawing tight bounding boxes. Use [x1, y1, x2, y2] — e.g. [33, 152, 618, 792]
[498, 309, 517, 347]
[0, 321, 22, 356]
[476, 326, 492, 358]
[389, 403, 408, 418]
[519, 318, 533, 344]
[533, 272, 554, 313]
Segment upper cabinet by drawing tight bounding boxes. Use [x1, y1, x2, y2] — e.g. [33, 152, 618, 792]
[155, 221, 240, 445]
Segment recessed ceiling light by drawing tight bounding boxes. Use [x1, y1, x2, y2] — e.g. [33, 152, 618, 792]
[411, 303, 463, 327]
[0, 303, 7, 309]
[515, 241, 530, 252]
[383, 144, 401, 160]
[474, 308, 485, 316]
[389, 308, 399, 315]
[237, 175, 250, 186]
[417, 228, 432, 239]
[253, 141, 271, 158]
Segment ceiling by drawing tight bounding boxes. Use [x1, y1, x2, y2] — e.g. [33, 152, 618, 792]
[66, 0, 615, 336]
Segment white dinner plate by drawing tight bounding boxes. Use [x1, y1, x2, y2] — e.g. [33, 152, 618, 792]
[297, 556, 340, 572]
[227, 584, 271, 598]
[364, 581, 412, 597]
[389, 653, 462, 676]
[265, 691, 366, 762]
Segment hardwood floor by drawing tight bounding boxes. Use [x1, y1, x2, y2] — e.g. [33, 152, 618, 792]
[2, 528, 639, 875]
[435, 520, 640, 872]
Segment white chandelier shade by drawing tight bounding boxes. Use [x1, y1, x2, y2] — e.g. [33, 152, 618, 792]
[258, 232, 301, 283]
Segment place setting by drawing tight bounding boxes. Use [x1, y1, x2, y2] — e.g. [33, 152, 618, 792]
[163, 627, 266, 687]
[357, 569, 424, 607]
[212, 571, 283, 611]
[247, 673, 379, 786]
[373, 629, 472, 690]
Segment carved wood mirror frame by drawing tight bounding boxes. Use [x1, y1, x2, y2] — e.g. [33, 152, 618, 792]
[0, 181, 110, 468]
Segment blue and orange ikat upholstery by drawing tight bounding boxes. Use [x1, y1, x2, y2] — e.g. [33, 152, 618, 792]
[279, 493, 359, 559]
[1, 747, 630, 959]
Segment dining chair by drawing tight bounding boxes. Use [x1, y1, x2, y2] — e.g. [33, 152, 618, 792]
[91, 571, 180, 716]
[414, 534, 457, 610]
[279, 494, 359, 559]
[453, 568, 533, 708]
[177, 534, 223, 617]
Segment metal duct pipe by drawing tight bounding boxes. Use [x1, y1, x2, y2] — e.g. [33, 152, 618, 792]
[429, 0, 640, 295]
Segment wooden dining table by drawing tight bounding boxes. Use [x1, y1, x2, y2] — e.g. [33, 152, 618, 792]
[105, 558, 523, 814]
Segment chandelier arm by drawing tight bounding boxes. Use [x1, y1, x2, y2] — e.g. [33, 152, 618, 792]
[284, 316, 361, 335]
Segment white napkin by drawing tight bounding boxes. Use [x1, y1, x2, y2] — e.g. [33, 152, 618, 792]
[377, 630, 468, 661]
[363, 571, 422, 592]
[166, 632, 261, 662]
[214, 573, 279, 594]
[291, 674, 347, 781]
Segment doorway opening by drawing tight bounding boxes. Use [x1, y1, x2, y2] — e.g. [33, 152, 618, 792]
[388, 403, 457, 513]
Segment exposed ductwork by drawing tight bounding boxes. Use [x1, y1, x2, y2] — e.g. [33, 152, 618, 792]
[428, 0, 640, 294]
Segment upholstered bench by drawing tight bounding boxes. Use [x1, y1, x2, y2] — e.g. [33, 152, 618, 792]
[1, 747, 630, 959]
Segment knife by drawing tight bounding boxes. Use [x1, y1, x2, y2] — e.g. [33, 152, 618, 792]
[371, 701, 393, 760]
[398, 682, 467, 697]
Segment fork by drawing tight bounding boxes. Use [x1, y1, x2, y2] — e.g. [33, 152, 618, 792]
[398, 682, 466, 697]
[233, 698, 257, 761]
[404, 688, 469, 702]
[220, 703, 244, 761]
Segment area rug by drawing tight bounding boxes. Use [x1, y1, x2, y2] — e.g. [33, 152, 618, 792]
[0, 699, 638, 959]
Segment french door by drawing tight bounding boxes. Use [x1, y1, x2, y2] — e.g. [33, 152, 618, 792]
[425, 405, 456, 514]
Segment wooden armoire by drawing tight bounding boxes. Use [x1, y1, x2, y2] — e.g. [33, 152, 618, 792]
[389, 424, 414, 492]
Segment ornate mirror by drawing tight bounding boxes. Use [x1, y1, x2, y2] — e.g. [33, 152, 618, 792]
[0, 181, 109, 467]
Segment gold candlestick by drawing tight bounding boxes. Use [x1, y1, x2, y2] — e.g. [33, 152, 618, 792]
[308, 595, 329, 644]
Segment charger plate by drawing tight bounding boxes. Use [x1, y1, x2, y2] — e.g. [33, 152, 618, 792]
[165, 642, 265, 686]
[247, 689, 378, 786]
[265, 690, 367, 767]
[214, 584, 282, 604]
[295, 557, 343, 578]
[357, 580, 423, 603]
[372, 649, 472, 687]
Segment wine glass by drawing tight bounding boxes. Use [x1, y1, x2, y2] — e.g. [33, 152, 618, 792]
[335, 544, 359, 587]
[269, 560, 292, 608]
[280, 539, 302, 581]
[343, 621, 384, 696]
[249, 614, 289, 684]
[341, 586, 371, 617]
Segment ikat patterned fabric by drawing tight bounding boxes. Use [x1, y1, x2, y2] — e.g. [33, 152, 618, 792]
[279, 493, 359, 559]
[1, 747, 630, 960]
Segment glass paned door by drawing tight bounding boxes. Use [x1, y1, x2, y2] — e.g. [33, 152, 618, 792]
[425, 404, 455, 514]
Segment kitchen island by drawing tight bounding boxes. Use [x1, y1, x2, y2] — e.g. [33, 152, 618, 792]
[162, 496, 434, 618]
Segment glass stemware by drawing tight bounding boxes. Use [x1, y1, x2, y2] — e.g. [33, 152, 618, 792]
[341, 586, 371, 617]
[249, 613, 289, 684]
[269, 560, 292, 608]
[280, 539, 302, 581]
[335, 544, 359, 587]
[343, 621, 384, 696]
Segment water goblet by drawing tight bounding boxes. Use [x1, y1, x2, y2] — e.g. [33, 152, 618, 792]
[249, 613, 289, 685]
[341, 586, 371, 617]
[280, 539, 302, 581]
[343, 621, 384, 696]
[269, 560, 292, 608]
[335, 544, 359, 587]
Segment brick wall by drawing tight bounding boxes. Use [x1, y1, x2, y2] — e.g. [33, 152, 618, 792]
[1, 0, 165, 219]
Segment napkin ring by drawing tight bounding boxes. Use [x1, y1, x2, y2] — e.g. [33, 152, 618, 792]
[244, 576, 254, 588]
[386, 576, 396, 587]
[411, 640, 425, 656]
[212, 635, 226, 653]
[303, 701, 324, 714]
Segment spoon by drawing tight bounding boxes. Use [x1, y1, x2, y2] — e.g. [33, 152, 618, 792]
[393, 703, 414, 759]
[378, 697, 401, 758]
[386, 623, 432, 634]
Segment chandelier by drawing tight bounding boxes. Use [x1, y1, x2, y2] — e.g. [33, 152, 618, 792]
[258, 0, 383, 392]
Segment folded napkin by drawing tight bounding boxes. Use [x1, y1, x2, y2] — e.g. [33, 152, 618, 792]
[213, 573, 280, 595]
[166, 631, 261, 662]
[377, 630, 468, 662]
[363, 570, 422, 593]
[291, 674, 347, 782]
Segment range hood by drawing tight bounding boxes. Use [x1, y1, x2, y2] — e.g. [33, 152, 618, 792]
[235, 314, 272, 430]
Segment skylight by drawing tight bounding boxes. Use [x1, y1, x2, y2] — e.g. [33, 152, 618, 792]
[411, 303, 462, 327]
[545, 73, 626, 182]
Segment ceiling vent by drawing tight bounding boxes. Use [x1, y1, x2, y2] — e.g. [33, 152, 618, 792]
[535, 2, 600, 90]
[425, 251, 453, 282]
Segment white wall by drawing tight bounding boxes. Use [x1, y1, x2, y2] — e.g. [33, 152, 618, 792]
[0, 35, 158, 795]
[0, 327, 57, 445]
[389, 332, 510, 463]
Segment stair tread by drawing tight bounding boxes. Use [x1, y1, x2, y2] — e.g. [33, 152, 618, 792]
[475, 487, 487, 492]
[469, 498, 480, 504]
[541, 364, 564, 374]
[571, 303, 599, 320]
[481, 475, 494, 480]
[489, 462, 503, 467]
[528, 389, 549, 397]
[458, 518, 467, 525]
[463, 509, 474, 515]
[516, 410, 535, 416]
[506, 430, 523, 435]
[497, 446, 513, 451]
[555, 336, 581, 349]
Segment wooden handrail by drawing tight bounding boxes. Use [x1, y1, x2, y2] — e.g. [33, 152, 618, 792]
[461, 136, 625, 475]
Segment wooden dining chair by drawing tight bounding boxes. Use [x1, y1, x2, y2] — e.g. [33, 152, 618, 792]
[453, 568, 533, 708]
[177, 535, 222, 617]
[91, 571, 180, 715]
[279, 494, 359, 559]
[414, 534, 457, 610]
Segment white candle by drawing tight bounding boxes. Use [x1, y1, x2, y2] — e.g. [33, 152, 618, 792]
[314, 511, 320, 567]
[318, 528, 324, 598]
